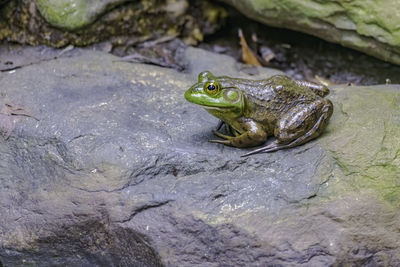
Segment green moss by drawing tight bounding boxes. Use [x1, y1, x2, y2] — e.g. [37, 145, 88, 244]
[383, 188, 400, 203]
[319, 85, 400, 206]
[36, 0, 88, 30]
[0, 0, 226, 47]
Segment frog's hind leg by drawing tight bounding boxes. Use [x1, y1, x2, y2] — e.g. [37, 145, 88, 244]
[294, 80, 330, 97]
[242, 99, 333, 156]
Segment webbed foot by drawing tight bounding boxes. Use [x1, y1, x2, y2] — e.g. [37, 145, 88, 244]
[211, 130, 233, 140]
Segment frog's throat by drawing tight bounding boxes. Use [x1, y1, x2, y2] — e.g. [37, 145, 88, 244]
[192, 98, 244, 113]
[204, 95, 247, 121]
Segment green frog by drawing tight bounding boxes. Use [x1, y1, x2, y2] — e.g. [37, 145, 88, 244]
[184, 71, 333, 156]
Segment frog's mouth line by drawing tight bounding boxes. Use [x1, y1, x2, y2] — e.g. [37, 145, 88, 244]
[196, 104, 235, 111]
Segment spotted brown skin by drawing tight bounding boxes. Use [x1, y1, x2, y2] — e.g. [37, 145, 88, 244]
[184, 71, 333, 156]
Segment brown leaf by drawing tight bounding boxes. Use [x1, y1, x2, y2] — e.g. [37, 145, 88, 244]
[116, 39, 187, 71]
[238, 28, 262, 67]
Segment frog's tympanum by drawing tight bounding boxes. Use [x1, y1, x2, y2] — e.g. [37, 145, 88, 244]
[184, 71, 333, 156]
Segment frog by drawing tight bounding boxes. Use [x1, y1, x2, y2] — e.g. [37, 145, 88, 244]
[184, 71, 333, 156]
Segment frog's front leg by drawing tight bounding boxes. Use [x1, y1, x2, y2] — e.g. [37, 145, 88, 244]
[215, 120, 239, 136]
[243, 99, 333, 156]
[210, 120, 267, 148]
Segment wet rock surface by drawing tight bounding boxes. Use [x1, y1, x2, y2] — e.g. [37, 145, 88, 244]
[0, 45, 400, 266]
[221, 0, 400, 66]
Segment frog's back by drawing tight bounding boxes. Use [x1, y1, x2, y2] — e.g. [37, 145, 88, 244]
[219, 74, 320, 106]
[218, 75, 323, 130]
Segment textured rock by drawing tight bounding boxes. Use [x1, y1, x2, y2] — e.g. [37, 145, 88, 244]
[36, 0, 123, 30]
[220, 0, 400, 65]
[0, 0, 225, 47]
[0, 45, 400, 266]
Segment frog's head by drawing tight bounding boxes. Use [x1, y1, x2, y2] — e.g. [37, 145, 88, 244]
[184, 71, 244, 116]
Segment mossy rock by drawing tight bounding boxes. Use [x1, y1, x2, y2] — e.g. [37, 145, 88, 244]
[35, 0, 121, 31]
[221, 0, 400, 65]
[0, 0, 226, 47]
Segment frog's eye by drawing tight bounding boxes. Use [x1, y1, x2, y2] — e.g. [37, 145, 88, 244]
[205, 82, 219, 95]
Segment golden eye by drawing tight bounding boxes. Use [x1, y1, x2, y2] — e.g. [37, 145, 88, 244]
[205, 82, 219, 95]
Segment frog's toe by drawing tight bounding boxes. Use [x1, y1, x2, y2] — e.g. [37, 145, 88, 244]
[212, 130, 233, 140]
[241, 141, 283, 156]
[209, 139, 232, 145]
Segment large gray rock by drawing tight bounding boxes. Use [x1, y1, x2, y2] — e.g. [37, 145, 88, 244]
[220, 0, 400, 66]
[0, 45, 400, 266]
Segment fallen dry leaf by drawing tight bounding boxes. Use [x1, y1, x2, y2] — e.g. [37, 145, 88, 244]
[238, 28, 262, 67]
[115, 39, 187, 71]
